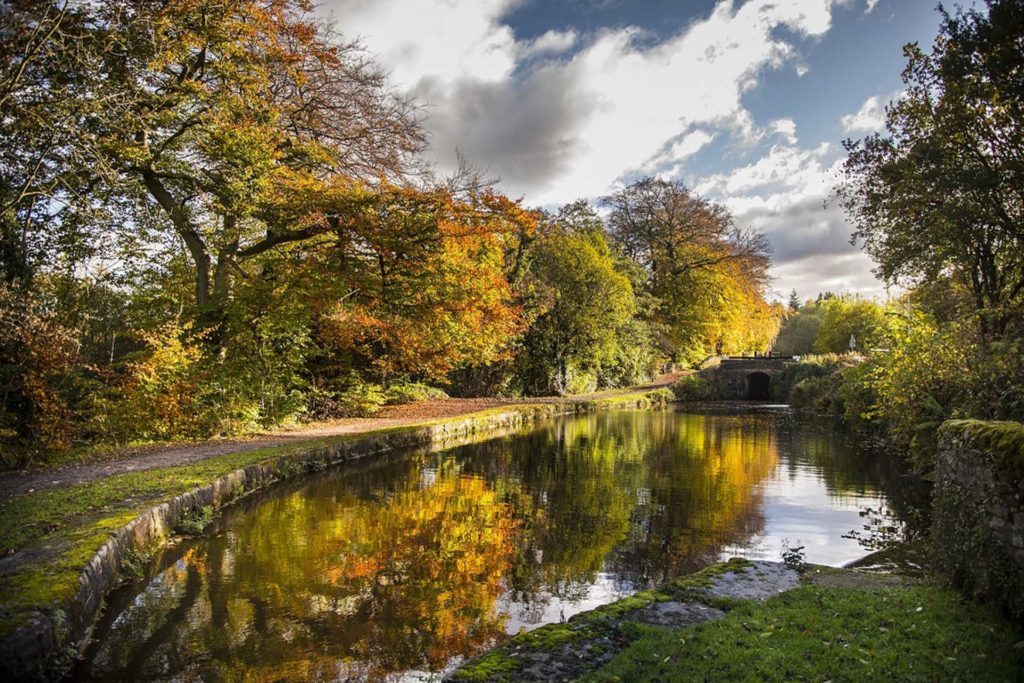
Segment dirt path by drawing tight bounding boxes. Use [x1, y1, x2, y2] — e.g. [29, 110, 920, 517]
[0, 375, 684, 501]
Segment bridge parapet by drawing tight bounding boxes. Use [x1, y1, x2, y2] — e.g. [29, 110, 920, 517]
[699, 357, 796, 400]
[718, 357, 795, 371]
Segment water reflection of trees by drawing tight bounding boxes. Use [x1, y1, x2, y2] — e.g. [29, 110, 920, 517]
[781, 414, 932, 536]
[608, 414, 777, 584]
[89, 409, 926, 682]
[89, 466, 522, 681]
[456, 411, 779, 612]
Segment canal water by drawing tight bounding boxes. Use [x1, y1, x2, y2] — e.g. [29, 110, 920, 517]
[76, 406, 926, 681]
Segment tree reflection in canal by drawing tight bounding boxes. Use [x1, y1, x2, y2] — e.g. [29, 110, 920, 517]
[80, 408, 920, 681]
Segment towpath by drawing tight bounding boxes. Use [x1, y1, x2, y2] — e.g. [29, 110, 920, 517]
[0, 374, 684, 500]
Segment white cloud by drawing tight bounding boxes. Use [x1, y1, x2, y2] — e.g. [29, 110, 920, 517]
[696, 142, 832, 202]
[539, 0, 844, 203]
[324, 0, 848, 203]
[694, 140, 885, 297]
[518, 29, 578, 60]
[772, 252, 883, 301]
[771, 118, 798, 144]
[670, 130, 717, 159]
[321, 0, 884, 296]
[325, 0, 522, 87]
[640, 129, 717, 179]
[865, 0, 881, 13]
[840, 95, 888, 132]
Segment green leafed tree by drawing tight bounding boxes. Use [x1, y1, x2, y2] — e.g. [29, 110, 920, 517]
[838, 0, 1024, 337]
[813, 296, 886, 354]
[518, 216, 637, 395]
[773, 301, 823, 356]
[788, 289, 801, 311]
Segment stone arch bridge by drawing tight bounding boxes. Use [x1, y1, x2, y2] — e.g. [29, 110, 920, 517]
[700, 356, 796, 401]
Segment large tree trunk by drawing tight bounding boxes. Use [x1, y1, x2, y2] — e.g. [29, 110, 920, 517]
[141, 170, 213, 312]
[140, 171, 242, 339]
[205, 219, 239, 336]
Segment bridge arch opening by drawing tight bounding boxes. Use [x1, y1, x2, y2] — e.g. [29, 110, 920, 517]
[746, 372, 770, 400]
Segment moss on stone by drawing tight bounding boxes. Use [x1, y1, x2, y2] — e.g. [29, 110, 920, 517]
[934, 419, 1024, 623]
[941, 419, 1024, 478]
[449, 558, 758, 681]
[448, 651, 518, 681]
[518, 622, 590, 649]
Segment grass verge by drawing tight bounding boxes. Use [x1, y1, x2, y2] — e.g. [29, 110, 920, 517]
[582, 583, 1023, 682]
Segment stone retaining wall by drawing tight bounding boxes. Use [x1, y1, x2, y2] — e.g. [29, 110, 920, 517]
[1, 390, 671, 680]
[934, 419, 1024, 622]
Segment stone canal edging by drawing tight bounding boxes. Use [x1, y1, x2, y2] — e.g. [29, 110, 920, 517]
[0, 389, 672, 681]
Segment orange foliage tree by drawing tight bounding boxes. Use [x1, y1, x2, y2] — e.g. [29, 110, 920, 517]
[313, 183, 534, 381]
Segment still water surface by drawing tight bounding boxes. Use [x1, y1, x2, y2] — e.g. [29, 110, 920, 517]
[78, 407, 923, 681]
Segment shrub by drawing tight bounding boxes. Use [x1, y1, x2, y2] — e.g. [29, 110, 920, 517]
[789, 375, 840, 414]
[672, 374, 713, 401]
[384, 382, 448, 405]
[776, 353, 859, 402]
[175, 505, 214, 536]
[335, 382, 387, 417]
[0, 285, 79, 465]
[836, 360, 877, 431]
[565, 366, 598, 395]
[95, 322, 215, 443]
[848, 313, 970, 467]
[92, 319, 309, 443]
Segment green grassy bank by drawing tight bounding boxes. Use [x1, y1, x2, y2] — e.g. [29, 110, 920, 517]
[582, 580, 1020, 682]
[452, 556, 1023, 682]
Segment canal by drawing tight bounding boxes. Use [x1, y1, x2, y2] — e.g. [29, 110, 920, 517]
[77, 406, 926, 681]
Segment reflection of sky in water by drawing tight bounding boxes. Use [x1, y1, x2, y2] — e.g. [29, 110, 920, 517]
[721, 461, 889, 566]
[496, 572, 634, 635]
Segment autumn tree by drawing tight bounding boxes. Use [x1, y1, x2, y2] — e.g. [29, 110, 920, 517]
[838, 0, 1024, 337]
[315, 184, 532, 382]
[603, 178, 770, 286]
[656, 258, 780, 360]
[76, 0, 426, 333]
[603, 178, 776, 362]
